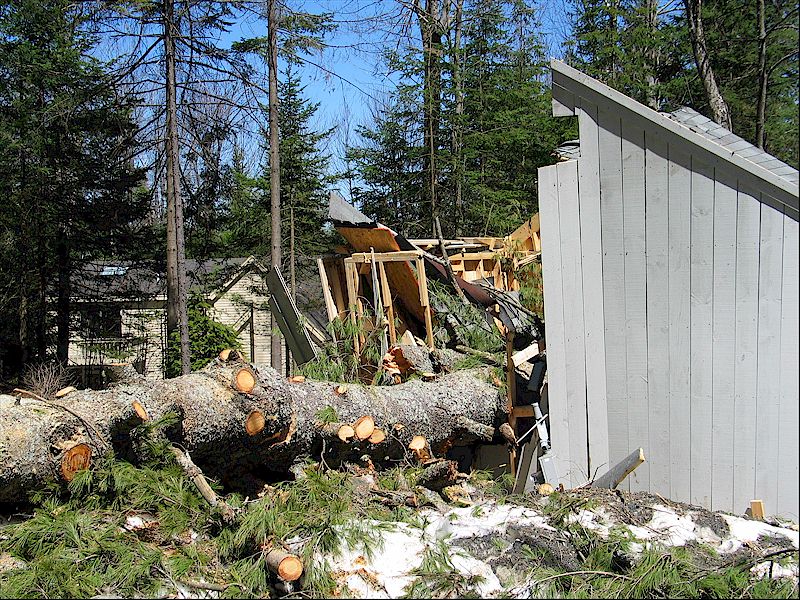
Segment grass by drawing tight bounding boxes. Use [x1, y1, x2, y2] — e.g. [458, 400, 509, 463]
[1, 447, 797, 599]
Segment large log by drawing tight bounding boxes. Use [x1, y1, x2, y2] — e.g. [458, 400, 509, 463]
[0, 362, 505, 503]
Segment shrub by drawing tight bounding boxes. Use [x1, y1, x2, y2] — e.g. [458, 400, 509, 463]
[165, 296, 241, 378]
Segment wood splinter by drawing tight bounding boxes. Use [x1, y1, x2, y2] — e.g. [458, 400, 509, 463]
[234, 368, 257, 394]
[132, 400, 149, 421]
[264, 547, 303, 582]
[55, 386, 77, 398]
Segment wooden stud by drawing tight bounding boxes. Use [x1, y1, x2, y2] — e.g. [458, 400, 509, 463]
[344, 261, 360, 356]
[416, 258, 434, 349]
[317, 258, 338, 323]
[378, 262, 397, 345]
[750, 499, 765, 520]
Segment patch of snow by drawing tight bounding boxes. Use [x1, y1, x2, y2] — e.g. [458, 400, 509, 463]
[449, 550, 503, 596]
[566, 507, 613, 536]
[424, 502, 552, 541]
[718, 514, 799, 554]
[751, 560, 798, 580]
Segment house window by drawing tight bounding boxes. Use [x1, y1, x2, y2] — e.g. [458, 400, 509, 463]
[79, 305, 122, 338]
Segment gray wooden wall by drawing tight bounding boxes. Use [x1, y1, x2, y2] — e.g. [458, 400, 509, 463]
[540, 102, 799, 520]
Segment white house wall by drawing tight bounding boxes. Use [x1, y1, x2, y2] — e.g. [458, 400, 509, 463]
[540, 96, 799, 520]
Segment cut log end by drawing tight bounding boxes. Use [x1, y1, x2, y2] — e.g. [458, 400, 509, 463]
[353, 416, 376, 441]
[288, 375, 306, 383]
[55, 386, 77, 398]
[132, 400, 149, 421]
[265, 548, 303, 582]
[408, 435, 431, 461]
[219, 348, 242, 362]
[60, 443, 92, 482]
[337, 424, 356, 442]
[245, 410, 266, 436]
[234, 368, 257, 394]
[367, 428, 386, 444]
[334, 384, 348, 396]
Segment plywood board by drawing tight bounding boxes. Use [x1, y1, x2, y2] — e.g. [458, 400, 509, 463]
[337, 226, 426, 323]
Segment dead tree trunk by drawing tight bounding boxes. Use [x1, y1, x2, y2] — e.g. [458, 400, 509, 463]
[0, 363, 505, 503]
[267, 0, 282, 373]
[684, 0, 732, 129]
[163, 0, 191, 374]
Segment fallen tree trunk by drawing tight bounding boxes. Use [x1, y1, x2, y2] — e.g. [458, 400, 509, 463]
[0, 361, 505, 503]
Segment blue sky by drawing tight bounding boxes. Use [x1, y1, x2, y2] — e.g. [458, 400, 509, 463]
[226, 0, 574, 180]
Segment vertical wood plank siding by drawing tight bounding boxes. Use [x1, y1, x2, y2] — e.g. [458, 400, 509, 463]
[577, 101, 610, 476]
[667, 150, 692, 502]
[621, 121, 649, 492]
[777, 215, 799, 518]
[558, 159, 590, 486]
[710, 172, 737, 511]
[539, 101, 798, 519]
[732, 186, 761, 515]
[644, 133, 670, 496]
[689, 159, 715, 508]
[597, 108, 630, 490]
[539, 165, 572, 487]
[755, 203, 784, 516]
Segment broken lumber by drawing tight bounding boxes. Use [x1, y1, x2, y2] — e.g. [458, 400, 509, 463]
[590, 448, 646, 489]
[0, 362, 505, 502]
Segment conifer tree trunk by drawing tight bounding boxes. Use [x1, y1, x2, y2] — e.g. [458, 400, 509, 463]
[452, 0, 464, 237]
[163, 0, 191, 375]
[755, 0, 767, 149]
[55, 235, 71, 364]
[268, 0, 282, 372]
[0, 363, 505, 502]
[684, 0, 732, 129]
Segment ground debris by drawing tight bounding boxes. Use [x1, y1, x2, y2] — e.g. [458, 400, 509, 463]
[0, 457, 797, 599]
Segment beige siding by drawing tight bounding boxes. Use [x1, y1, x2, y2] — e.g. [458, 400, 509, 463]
[210, 271, 278, 366]
[121, 308, 166, 378]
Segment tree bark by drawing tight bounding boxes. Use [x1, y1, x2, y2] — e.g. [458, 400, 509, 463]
[684, 0, 732, 129]
[163, 0, 191, 375]
[55, 234, 71, 365]
[451, 0, 464, 237]
[0, 363, 505, 503]
[267, 0, 282, 373]
[755, 0, 767, 148]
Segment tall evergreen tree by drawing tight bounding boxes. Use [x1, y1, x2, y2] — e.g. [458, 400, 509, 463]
[276, 66, 337, 258]
[0, 0, 147, 377]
